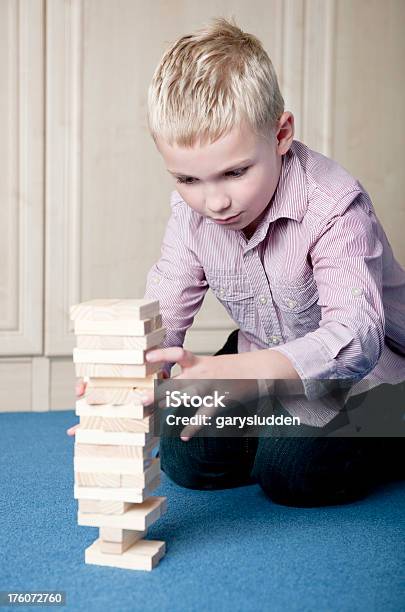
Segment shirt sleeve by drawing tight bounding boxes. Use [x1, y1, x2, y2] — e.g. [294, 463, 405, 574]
[269, 192, 385, 402]
[144, 195, 209, 375]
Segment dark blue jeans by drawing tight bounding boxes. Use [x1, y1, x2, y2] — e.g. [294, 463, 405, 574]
[159, 330, 405, 507]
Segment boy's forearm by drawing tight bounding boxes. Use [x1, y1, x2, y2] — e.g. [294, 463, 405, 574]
[214, 349, 300, 380]
[216, 349, 304, 397]
[231, 349, 301, 380]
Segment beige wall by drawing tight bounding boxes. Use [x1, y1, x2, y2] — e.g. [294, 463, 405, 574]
[0, 0, 404, 411]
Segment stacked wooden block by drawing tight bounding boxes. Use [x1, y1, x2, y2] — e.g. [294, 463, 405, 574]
[69, 298, 167, 571]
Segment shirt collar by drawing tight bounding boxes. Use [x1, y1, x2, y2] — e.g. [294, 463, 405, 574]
[266, 141, 309, 224]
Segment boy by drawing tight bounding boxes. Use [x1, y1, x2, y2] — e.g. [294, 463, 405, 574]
[70, 18, 405, 507]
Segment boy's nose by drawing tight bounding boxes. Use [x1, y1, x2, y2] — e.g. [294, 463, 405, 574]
[206, 196, 232, 215]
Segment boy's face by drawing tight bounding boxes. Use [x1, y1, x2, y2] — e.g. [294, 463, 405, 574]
[156, 112, 294, 237]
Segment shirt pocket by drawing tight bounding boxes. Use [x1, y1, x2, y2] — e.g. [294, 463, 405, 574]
[271, 277, 322, 341]
[207, 272, 256, 332]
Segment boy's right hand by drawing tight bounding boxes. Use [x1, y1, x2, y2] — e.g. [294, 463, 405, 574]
[66, 378, 87, 437]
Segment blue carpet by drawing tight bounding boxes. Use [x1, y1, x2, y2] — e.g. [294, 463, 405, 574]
[1, 411, 404, 612]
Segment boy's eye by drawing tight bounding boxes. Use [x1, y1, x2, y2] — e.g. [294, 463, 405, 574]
[176, 176, 197, 185]
[175, 166, 249, 185]
[227, 167, 248, 178]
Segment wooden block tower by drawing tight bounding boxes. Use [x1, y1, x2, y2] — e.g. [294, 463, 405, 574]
[69, 298, 167, 571]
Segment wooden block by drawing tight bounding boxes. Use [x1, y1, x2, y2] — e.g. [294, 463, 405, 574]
[78, 499, 132, 515]
[84, 388, 135, 405]
[74, 456, 152, 474]
[70, 299, 160, 322]
[85, 538, 166, 571]
[120, 468, 160, 489]
[79, 414, 155, 434]
[99, 529, 147, 554]
[75, 428, 154, 446]
[74, 440, 158, 459]
[87, 372, 164, 388]
[78, 496, 167, 529]
[87, 371, 163, 388]
[75, 318, 155, 336]
[120, 459, 160, 487]
[100, 526, 146, 543]
[74, 474, 161, 503]
[75, 471, 120, 487]
[75, 458, 160, 486]
[153, 314, 162, 330]
[75, 397, 152, 419]
[76, 328, 166, 350]
[75, 361, 161, 378]
[73, 348, 147, 365]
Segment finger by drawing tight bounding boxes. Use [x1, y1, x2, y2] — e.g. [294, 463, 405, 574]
[75, 379, 87, 398]
[66, 424, 79, 436]
[146, 347, 197, 368]
[156, 379, 199, 409]
[179, 405, 217, 441]
[133, 388, 154, 407]
[180, 422, 201, 441]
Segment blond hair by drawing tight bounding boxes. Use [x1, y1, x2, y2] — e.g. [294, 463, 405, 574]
[147, 16, 284, 147]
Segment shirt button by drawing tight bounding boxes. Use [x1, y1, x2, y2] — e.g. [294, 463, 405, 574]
[271, 336, 280, 344]
[285, 298, 297, 309]
[219, 288, 225, 297]
[351, 287, 363, 297]
[152, 276, 160, 284]
[259, 295, 267, 305]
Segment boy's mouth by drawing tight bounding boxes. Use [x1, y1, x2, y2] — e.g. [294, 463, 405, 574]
[211, 212, 242, 225]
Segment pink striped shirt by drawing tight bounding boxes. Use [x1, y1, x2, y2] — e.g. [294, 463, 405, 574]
[145, 140, 405, 425]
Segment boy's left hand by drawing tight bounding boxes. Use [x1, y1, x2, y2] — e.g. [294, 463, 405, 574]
[143, 347, 261, 440]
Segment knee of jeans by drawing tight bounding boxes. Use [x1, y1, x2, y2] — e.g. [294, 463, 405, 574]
[257, 469, 330, 507]
[158, 436, 207, 490]
[255, 463, 311, 506]
[253, 438, 371, 507]
[252, 440, 302, 504]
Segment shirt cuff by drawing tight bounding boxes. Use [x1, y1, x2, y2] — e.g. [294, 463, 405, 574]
[269, 325, 358, 402]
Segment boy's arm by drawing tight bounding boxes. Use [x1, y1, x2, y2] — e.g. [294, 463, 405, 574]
[268, 192, 385, 402]
[144, 195, 208, 374]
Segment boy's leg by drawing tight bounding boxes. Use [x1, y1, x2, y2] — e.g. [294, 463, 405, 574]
[252, 383, 405, 507]
[159, 329, 259, 490]
[346, 381, 405, 483]
[159, 434, 258, 490]
[253, 430, 378, 507]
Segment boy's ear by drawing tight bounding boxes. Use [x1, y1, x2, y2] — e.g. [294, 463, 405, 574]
[276, 112, 294, 154]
